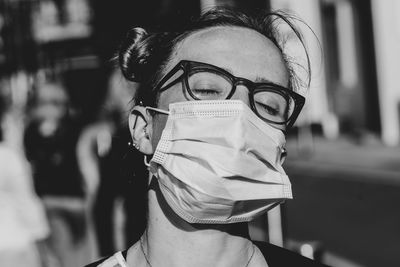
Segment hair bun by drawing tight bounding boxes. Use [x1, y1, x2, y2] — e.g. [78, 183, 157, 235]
[119, 27, 150, 82]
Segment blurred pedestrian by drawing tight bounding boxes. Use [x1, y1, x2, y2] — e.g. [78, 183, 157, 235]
[24, 80, 92, 266]
[0, 94, 49, 267]
[77, 68, 147, 256]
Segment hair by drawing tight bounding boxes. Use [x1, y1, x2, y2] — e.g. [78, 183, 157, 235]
[118, 7, 311, 107]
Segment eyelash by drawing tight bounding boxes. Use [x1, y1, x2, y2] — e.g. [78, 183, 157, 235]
[192, 88, 221, 95]
[256, 101, 279, 115]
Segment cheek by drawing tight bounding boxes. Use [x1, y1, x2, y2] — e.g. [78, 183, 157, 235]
[151, 82, 190, 148]
[157, 81, 190, 110]
[151, 114, 169, 150]
[151, 84, 187, 146]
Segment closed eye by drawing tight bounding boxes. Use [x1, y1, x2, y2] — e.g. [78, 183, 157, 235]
[192, 88, 222, 95]
[255, 101, 280, 116]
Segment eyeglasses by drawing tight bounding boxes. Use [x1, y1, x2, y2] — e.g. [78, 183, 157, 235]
[154, 60, 305, 129]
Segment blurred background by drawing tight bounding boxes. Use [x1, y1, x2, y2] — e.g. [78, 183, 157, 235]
[0, 0, 399, 266]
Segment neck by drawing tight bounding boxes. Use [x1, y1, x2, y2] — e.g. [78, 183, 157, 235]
[139, 179, 254, 267]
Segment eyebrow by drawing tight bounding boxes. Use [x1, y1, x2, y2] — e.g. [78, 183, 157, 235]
[255, 76, 275, 83]
[254, 76, 289, 89]
[220, 65, 286, 87]
[222, 67, 275, 84]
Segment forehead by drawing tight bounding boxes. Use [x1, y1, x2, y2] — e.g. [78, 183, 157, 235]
[169, 26, 289, 86]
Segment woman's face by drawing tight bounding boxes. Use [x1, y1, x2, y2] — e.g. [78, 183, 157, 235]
[150, 26, 289, 149]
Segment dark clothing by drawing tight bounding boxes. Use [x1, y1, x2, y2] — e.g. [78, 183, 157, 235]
[255, 241, 330, 266]
[24, 119, 84, 197]
[84, 241, 330, 267]
[93, 125, 148, 256]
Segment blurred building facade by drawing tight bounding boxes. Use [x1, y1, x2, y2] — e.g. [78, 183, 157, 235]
[269, 0, 400, 146]
[0, 0, 399, 145]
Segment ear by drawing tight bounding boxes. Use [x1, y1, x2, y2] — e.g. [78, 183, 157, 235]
[128, 106, 154, 155]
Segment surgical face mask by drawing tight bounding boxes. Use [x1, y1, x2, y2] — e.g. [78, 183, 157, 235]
[148, 100, 292, 224]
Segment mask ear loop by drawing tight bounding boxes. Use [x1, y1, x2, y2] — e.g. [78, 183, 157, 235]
[279, 147, 287, 165]
[144, 155, 150, 167]
[131, 102, 153, 168]
[141, 105, 169, 168]
[144, 155, 154, 187]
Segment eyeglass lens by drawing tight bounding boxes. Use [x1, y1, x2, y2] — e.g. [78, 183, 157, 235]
[187, 70, 293, 123]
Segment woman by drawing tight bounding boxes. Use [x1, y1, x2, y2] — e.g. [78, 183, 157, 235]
[87, 7, 326, 267]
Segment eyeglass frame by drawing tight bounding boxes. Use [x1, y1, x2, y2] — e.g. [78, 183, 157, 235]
[153, 60, 305, 129]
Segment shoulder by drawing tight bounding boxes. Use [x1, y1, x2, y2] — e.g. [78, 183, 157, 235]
[84, 256, 113, 267]
[0, 144, 17, 158]
[84, 250, 128, 267]
[253, 241, 331, 267]
[0, 145, 28, 172]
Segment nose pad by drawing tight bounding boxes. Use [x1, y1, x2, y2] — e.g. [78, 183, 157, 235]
[279, 147, 287, 165]
[231, 85, 251, 106]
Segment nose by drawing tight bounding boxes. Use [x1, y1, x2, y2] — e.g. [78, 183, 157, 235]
[231, 85, 251, 106]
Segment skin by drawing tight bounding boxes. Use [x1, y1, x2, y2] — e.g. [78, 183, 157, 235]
[128, 26, 289, 267]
